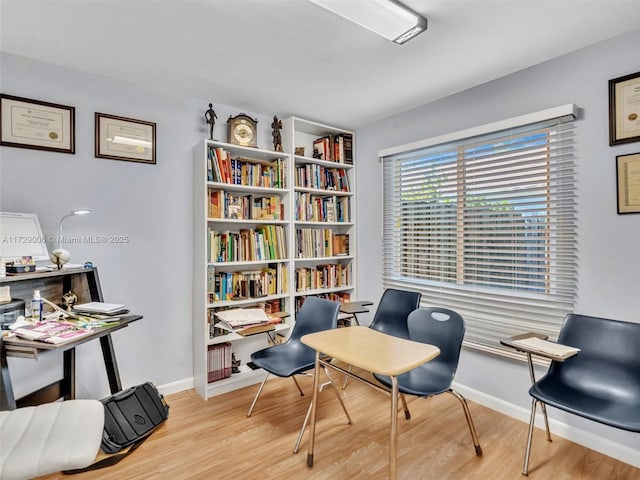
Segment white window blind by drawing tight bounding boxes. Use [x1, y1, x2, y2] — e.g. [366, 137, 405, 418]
[381, 105, 578, 355]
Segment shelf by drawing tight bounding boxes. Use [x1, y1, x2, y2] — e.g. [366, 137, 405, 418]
[295, 256, 353, 263]
[209, 259, 289, 267]
[205, 140, 289, 162]
[207, 218, 288, 225]
[294, 221, 354, 227]
[207, 322, 291, 346]
[294, 186, 353, 197]
[294, 155, 354, 169]
[294, 286, 354, 297]
[207, 293, 289, 309]
[207, 182, 288, 194]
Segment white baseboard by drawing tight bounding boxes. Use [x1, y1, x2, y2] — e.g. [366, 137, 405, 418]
[452, 381, 640, 468]
[158, 377, 194, 396]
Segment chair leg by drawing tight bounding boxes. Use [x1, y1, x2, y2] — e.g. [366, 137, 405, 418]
[523, 398, 538, 476]
[247, 372, 270, 417]
[292, 375, 305, 396]
[540, 402, 552, 442]
[293, 365, 353, 454]
[448, 390, 482, 456]
[342, 364, 353, 389]
[400, 393, 411, 420]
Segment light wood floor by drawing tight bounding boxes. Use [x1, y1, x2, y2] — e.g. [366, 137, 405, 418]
[39, 365, 638, 480]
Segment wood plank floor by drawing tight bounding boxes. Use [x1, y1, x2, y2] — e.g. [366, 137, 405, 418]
[39, 364, 639, 479]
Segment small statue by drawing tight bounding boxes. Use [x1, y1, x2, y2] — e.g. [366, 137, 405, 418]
[205, 103, 217, 140]
[312, 148, 322, 159]
[271, 115, 283, 152]
[62, 291, 78, 312]
[231, 353, 241, 374]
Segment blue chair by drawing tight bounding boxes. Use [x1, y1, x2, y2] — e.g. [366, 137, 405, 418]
[373, 307, 483, 456]
[246, 296, 343, 417]
[523, 314, 640, 475]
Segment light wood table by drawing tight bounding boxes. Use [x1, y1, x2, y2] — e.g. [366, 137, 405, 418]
[301, 326, 440, 480]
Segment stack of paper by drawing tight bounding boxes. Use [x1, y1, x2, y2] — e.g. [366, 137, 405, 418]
[13, 320, 93, 345]
[214, 308, 270, 330]
[73, 302, 129, 315]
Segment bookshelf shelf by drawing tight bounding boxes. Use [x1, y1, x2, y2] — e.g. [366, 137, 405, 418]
[194, 139, 292, 400]
[283, 116, 357, 319]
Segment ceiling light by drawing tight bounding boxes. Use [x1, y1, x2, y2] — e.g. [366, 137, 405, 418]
[309, 0, 427, 44]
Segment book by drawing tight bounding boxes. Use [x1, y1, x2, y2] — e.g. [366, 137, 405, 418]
[511, 336, 580, 360]
[73, 302, 129, 315]
[13, 320, 93, 345]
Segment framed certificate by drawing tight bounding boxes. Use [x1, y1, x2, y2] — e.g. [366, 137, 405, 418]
[0, 94, 75, 154]
[609, 71, 640, 146]
[616, 152, 640, 214]
[95, 113, 156, 164]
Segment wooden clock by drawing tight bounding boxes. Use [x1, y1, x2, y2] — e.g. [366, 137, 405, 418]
[227, 114, 258, 147]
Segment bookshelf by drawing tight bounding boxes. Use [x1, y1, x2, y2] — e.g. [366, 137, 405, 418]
[282, 116, 356, 319]
[193, 139, 291, 400]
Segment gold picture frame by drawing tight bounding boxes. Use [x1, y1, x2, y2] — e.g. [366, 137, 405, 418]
[95, 112, 156, 164]
[0, 94, 75, 154]
[616, 152, 640, 214]
[609, 71, 640, 146]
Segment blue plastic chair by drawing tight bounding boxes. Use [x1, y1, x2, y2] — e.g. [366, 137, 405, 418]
[246, 296, 342, 417]
[523, 313, 640, 475]
[373, 307, 483, 456]
[368, 288, 422, 339]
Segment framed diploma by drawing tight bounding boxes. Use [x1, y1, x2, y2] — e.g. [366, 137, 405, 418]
[609, 71, 640, 146]
[95, 113, 156, 164]
[616, 152, 640, 214]
[0, 94, 75, 154]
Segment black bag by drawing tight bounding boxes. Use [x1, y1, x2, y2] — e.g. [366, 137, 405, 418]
[101, 381, 170, 453]
[64, 382, 169, 474]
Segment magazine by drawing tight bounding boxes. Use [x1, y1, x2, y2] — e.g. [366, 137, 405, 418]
[13, 320, 93, 345]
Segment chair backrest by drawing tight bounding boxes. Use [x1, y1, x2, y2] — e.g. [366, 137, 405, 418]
[407, 307, 465, 379]
[548, 313, 640, 401]
[369, 288, 421, 339]
[288, 296, 341, 342]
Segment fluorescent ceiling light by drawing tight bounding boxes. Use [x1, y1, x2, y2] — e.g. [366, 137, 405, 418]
[309, 0, 427, 44]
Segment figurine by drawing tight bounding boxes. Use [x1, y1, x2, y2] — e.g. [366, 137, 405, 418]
[271, 115, 283, 152]
[231, 353, 241, 374]
[62, 291, 78, 312]
[205, 103, 217, 140]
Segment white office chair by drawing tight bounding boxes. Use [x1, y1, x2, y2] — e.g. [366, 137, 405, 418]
[0, 399, 104, 480]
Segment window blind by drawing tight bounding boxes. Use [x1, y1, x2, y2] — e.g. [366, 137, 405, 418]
[381, 106, 578, 355]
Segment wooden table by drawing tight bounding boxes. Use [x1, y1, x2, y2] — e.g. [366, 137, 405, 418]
[301, 326, 440, 480]
[338, 300, 373, 326]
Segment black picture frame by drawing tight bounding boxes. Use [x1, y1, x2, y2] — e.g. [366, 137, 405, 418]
[95, 112, 156, 164]
[616, 152, 640, 214]
[609, 71, 640, 146]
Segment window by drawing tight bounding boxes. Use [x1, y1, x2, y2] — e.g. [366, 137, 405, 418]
[381, 105, 578, 354]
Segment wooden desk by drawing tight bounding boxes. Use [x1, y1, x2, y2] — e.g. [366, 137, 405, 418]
[338, 300, 373, 326]
[301, 326, 440, 480]
[1, 315, 142, 410]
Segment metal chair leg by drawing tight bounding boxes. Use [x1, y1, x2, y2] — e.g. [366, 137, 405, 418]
[292, 375, 305, 396]
[523, 398, 538, 475]
[342, 364, 353, 389]
[400, 393, 411, 420]
[540, 402, 552, 442]
[448, 390, 482, 456]
[293, 365, 353, 454]
[247, 372, 270, 417]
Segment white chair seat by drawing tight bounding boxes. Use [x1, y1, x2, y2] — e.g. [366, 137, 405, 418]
[0, 399, 104, 480]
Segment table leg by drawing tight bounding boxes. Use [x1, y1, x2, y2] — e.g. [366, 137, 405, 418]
[306, 351, 321, 468]
[390, 376, 399, 480]
[63, 348, 76, 400]
[526, 353, 551, 441]
[100, 334, 122, 394]
[0, 337, 17, 410]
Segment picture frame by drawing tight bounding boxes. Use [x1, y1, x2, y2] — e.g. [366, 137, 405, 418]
[95, 112, 156, 164]
[616, 152, 640, 214]
[609, 71, 640, 146]
[0, 94, 75, 154]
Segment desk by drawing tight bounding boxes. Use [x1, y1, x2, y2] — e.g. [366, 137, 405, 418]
[338, 300, 373, 326]
[301, 326, 440, 480]
[1, 315, 142, 410]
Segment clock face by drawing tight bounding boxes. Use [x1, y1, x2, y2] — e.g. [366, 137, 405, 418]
[227, 114, 257, 147]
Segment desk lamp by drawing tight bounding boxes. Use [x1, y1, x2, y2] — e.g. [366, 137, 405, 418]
[50, 209, 92, 269]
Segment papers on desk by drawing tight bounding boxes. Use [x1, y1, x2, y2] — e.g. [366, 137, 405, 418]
[511, 336, 580, 360]
[214, 308, 271, 330]
[73, 302, 129, 316]
[13, 320, 93, 345]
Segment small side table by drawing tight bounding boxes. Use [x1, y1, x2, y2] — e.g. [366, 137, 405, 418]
[500, 332, 579, 475]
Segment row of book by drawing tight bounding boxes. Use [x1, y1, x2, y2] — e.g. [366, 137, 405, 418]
[207, 342, 232, 383]
[295, 193, 351, 223]
[295, 229, 349, 258]
[312, 134, 353, 164]
[295, 263, 352, 292]
[207, 146, 286, 188]
[295, 292, 351, 313]
[208, 225, 287, 263]
[207, 263, 288, 302]
[208, 190, 285, 220]
[294, 164, 350, 192]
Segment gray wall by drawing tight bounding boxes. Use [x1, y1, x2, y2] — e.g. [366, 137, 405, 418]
[0, 52, 277, 398]
[355, 28, 640, 462]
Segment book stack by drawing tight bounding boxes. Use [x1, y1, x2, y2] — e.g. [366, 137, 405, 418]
[13, 320, 93, 345]
[207, 342, 232, 382]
